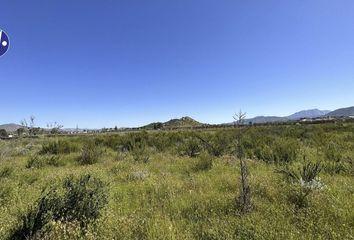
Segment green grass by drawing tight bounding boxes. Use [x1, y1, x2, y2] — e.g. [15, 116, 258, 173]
[0, 123, 353, 239]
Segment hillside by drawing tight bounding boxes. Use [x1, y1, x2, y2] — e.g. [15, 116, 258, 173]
[0, 123, 22, 132]
[245, 116, 287, 124]
[288, 109, 330, 120]
[164, 116, 202, 127]
[326, 106, 354, 117]
[241, 109, 331, 124]
[142, 116, 203, 129]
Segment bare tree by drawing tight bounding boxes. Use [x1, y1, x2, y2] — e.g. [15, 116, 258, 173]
[233, 110, 251, 213]
[29, 115, 36, 136]
[47, 122, 64, 134]
[20, 119, 28, 128]
[20, 115, 38, 136]
[29, 115, 35, 129]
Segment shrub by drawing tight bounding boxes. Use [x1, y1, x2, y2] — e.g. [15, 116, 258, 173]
[40, 140, 78, 155]
[26, 155, 47, 169]
[178, 137, 201, 157]
[321, 141, 348, 175]
[324, 141, 342, 162]
[0, 166, 14, 178]
[10, 188, 63, 239]
[131, 142, 150, 163]
[0, 184, 12, 205]
[114, 133, 151, 162]
[26, 155, 63, 169]
[253, 138, 299, 164]
[46, 155, 63, 167]
[193, 153, 213, 172]
[322, 161, 348, 175]
[273, 138, 299, 163]
[254, 145, 274, 163]
[10, 174, 108, 239]
[78, 142, 102, 165]
[0, 129, 8, 138]
[198, 131, 232, 157]
[278, 162, 325, 208]
[118, 132, 149, 152]
[147, 132, 170, 152]
[61, 174, 108, 224]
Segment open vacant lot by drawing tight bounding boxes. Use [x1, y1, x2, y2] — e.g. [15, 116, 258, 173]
[0, 123, 353, 239]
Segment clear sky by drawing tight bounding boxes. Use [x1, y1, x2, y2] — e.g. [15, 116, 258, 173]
[1, 0, 354, 128]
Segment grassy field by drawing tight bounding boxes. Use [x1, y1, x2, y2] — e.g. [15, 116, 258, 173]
[0, 123, 353, 239]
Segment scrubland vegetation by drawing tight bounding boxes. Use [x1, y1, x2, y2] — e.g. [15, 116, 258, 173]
[0, 123, 353, 239]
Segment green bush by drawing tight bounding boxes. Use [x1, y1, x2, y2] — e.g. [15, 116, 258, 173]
[10, 174, 108, 239]
[193, 153, 213, 172]
[273, 138, 299, 163]
[278, 162, 325, 208]
[324, 141, 342, 162]
[40, 140, 78, 155]
[0, 184, 12, 205]
[46, 155, 63, 167]
[199, 131, 232, 157]
[254, 145, 274, 163]
[118, 132, 149, 152]
[11, 191, 62, 239]
[321, 141, 348, 175]
[0, 166, 14, 178]
[26, 155, 63, 169]
[61, 174, 108, 223]
[117, 134, 151, 162]
[131, 141, 150, 163]
[322, 161, 348, 175]
[178, 137, 201, 157]
[78, 141, 102, 165]
[26, 155, 47, 169]
[148, 132, 170, 152]
[0, 129, 8, 138]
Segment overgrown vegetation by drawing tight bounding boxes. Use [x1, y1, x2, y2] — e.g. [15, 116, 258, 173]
[26, 155, 63, 168]
[0, 122, 353, 239]
[40, 140, 79, 155]
[10, 174, 108, 239]
[78, 141, 102, 165]
[193, 153, 213, 172]
[278, 162, 325, 208]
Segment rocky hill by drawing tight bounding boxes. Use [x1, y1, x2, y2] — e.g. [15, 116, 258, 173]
[142, 116, 203, 129]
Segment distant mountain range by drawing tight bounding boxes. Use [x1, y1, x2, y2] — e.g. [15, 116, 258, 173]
[243, 109, 331, 124]
[288, 109, 331, 120]
[139, 107, 354, 127]
[1, 106, 354, 132]
[242, 107, 354, 124]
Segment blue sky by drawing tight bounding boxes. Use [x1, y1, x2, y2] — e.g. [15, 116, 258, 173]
[1, 0, 354, 128]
